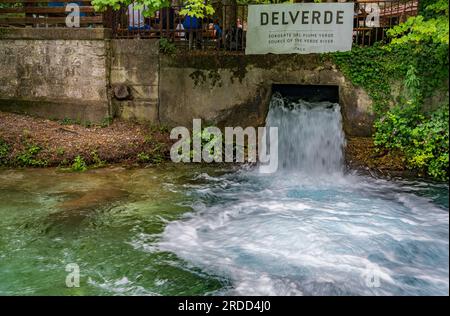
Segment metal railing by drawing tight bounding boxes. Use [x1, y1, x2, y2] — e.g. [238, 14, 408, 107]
[353, 0, 419, 46]
[109, 0, 419, 50]
[108, 4, 248, 51]
[0, 1, 419, 49]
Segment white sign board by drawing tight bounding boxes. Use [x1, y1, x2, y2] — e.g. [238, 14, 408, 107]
[245, 3, 354, 55]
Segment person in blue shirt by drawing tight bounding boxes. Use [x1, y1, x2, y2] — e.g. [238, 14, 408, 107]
[213, 18, 222, 38]
[183, 15, 202, 47]
[127, 3, 150, 31]
[182, 15, 200, 30]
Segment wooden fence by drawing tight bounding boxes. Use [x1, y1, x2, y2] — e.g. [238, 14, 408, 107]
[0, 0, 104, 27]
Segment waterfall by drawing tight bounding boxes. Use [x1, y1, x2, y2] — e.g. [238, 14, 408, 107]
[155, 92, 448, 296]
[265, 92, 346, 174]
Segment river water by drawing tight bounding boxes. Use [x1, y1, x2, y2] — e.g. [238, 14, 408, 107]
[0, 94, 448, 295]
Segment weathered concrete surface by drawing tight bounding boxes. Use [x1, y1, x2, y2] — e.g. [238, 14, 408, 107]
[159, 54, 375, 137]
[110, 39, 159, 123]
[0, 35, 110, 122]
[0, 99, 108, 123]
[0, 32, 377, 135]
[0, 28, 112, 40]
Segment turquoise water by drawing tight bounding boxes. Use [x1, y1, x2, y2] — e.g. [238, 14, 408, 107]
[159, 170, 449, 295]
[0, 95, 448, 296]
[0, 165, 232, 295]
[0, 166, 448, 295]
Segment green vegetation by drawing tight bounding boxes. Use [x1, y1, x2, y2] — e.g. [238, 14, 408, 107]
[139, 126, 170, 164]
[0, 139, 10, 165]
[91, 150, 106, 168]
[374, 103, 448, 180]
[137, 150, 165, 164]
[159, 38, 177, 55]
[329, 41, 448, 114]
[92, 0, 292, 19]
[16, 144, 47, 167]
[58, 117, 93, 128]
[56, 151, 105, 172]
[59, 117, 81, 125]
[137, 152, 151, 163]
[388, 0, 448, 46]
[138, 142, 166, 164]
[101, 116, 113, 128]
[71, 155, 88, 172]
[329, 0, 449, 181]
[92, 0, 214, 18]
[176, 127, 249, 163]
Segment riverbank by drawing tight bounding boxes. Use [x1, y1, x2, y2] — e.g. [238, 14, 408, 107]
[344, 136, 415, 178]
[1, 111, 414, 177]
[0, 111, 171, 168]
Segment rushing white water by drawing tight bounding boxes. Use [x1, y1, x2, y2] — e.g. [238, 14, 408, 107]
[266, 93, 345, 174]
[157, 94, 449, 296]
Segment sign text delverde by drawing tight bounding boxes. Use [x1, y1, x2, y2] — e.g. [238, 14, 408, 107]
[245, 3, 354, 55]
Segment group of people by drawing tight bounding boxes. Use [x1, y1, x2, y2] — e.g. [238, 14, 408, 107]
[126, 4, 246, 49]
[127, 4, 223, 38]
[176, 16, 223, 39]
[126, 4, 244, 40]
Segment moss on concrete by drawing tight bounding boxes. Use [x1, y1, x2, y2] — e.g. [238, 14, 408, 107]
[164, 52, 327, 83]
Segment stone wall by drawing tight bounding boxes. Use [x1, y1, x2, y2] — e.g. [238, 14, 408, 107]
[109, 39, 159, 123]
[0, 29, 377, 136]
[159, 54, 375, 137]
[0, 28, 111, 123]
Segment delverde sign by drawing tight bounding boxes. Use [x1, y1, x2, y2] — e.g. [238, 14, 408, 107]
[245, 3, 354, 55]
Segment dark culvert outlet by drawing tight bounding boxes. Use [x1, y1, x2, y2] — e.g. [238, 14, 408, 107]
[272, 84, 339, 103]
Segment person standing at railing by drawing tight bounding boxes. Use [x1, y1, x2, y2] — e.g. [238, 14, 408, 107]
[175, 18, 185, 39]
[213, 18, 222, 38]
[127, 2, 150, 30]
[236, 18, 242, 29]
[183, 14, 202, 49]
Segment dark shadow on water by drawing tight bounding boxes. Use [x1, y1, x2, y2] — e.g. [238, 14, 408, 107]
[43, 188, 130, 232]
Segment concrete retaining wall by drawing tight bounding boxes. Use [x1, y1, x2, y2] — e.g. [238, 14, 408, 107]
[110, 39, 159, 123]
[159, 54, 375, 136]
[0, 28, 111, 123]
[0, 29, 377, 136]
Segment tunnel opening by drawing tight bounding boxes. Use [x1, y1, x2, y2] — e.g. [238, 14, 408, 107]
[271, 84, 339, 103]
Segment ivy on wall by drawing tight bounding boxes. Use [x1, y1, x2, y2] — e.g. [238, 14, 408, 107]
[329, 42, 448, 115]
[327, 0, 449, 181]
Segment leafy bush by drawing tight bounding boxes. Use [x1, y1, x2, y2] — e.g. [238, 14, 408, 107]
[137, 152, 151, 162]
[374, 103, 449, 180]
[330, 1, 449, 180]
[159, 38, 177, 55]
[71, 155, 87, 172]
[91, 150, 106, 168]
[16, 144, 47, 167]
[92, 0, 214, 18]
[330, 42, 448, 114]
[388, 0, 449, 46]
